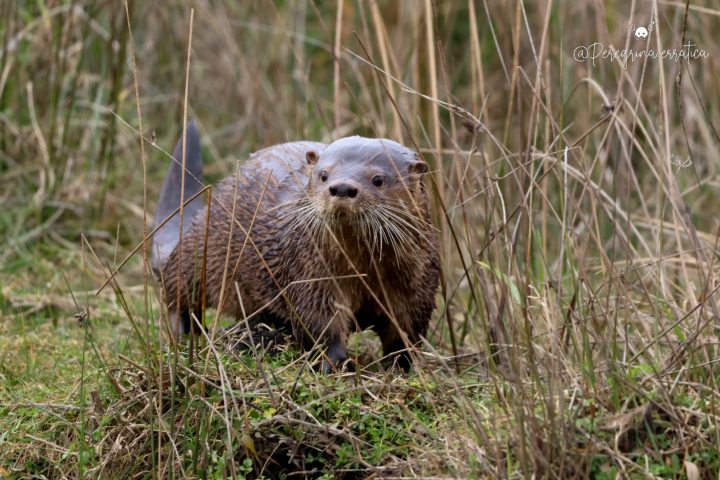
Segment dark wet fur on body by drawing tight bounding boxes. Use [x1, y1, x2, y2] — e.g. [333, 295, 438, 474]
[154, 126, 440, 372]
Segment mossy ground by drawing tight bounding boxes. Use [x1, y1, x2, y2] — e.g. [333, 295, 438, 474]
[0, 270, 492, 478]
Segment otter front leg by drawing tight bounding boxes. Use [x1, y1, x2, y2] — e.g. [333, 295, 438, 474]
[320, 323, 349, 374]
[355, 302, 426, 371]
[288, 288, 350, 373]
[377, 322, 416, 371]
[378, 307, 432, 372]
[292, 312, 349, 374]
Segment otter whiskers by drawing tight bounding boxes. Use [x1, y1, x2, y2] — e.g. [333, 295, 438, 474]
[281, 197, 429, 264]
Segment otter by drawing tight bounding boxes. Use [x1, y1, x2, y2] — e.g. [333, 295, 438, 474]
[153, 122, 440, 372]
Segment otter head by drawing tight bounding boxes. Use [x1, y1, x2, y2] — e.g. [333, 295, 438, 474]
[305, 136, 427, 217]
[302, 136, 430, 259]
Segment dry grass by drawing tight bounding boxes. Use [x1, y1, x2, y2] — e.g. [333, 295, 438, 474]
[2, 0, 720, 478]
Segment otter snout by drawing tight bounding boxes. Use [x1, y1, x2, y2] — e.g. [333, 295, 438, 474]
[328, 182, 359, 199]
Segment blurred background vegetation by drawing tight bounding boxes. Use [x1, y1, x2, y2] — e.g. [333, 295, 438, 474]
[2, 0, 720, 478]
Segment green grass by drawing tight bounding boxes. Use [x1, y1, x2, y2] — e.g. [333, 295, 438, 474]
[0, 281, 490, 478]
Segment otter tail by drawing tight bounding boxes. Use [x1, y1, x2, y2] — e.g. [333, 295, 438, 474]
[151, 120, 204, 275]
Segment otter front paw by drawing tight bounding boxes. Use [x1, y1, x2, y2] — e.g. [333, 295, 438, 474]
[321, 343, 350, 374]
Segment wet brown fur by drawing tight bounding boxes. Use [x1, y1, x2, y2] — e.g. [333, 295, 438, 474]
[159, 137, 440, 371]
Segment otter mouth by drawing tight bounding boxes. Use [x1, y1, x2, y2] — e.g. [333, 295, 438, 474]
[320, 211, 358, 229]
[322, 201, 359, 219]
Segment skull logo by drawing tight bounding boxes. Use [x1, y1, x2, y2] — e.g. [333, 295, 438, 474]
[628, 17, 654, 40]
[634, 26, 649, 39]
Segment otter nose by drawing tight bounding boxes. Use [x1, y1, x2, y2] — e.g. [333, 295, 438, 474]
[328, 183, 358, 198]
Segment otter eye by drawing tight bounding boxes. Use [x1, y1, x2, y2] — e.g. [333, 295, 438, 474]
[320, 171, 329, 182]
[372, 175, 384, 187]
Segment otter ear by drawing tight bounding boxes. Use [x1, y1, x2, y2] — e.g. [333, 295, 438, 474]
[306, 150, 319, 165]
[408, 160, 428, 174]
